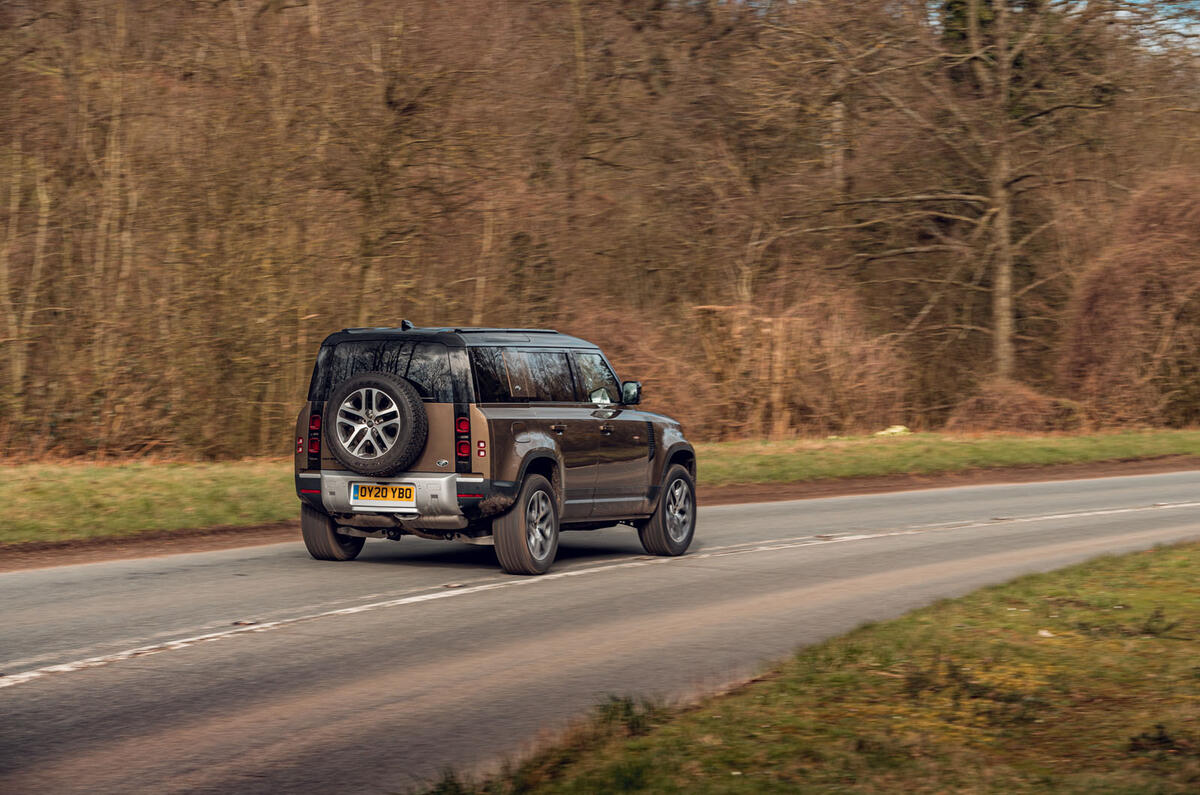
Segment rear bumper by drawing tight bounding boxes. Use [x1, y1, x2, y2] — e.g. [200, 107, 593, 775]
[296, 470, 512, 531]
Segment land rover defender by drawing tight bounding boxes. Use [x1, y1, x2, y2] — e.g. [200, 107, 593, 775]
[294, 325, 697, 574]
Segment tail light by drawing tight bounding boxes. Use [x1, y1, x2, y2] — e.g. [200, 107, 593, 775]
[307, 412, 322, 458]
[454, 411, 471, 472]
[296, 436, 304, 454]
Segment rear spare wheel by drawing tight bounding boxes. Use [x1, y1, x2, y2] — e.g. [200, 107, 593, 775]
[324, 371, 428, 476]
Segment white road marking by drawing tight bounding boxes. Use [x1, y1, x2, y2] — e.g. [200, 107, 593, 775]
[3, 499, 1199, 691]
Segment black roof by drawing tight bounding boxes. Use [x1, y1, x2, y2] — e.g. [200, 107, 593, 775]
[320, 324, 597, 349]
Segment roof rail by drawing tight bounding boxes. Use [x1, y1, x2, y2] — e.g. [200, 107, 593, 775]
[452, 327, 559, 334]
[343, 319, 417, 333]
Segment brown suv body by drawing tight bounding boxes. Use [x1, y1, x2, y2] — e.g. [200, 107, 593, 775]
[294, 326, 696, 571]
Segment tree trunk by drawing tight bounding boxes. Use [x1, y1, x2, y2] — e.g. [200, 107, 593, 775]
[991, 150, 1015, 380]
[990, 3, 1016, 380]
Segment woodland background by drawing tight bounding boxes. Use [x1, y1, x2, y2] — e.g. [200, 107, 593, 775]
[2, 0, 1199, 458]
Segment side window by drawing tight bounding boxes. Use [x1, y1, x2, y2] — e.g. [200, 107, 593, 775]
[574, 351, 620, 405]
[471, 347, 510, 403]
[469, 348, 576, 402]
[501, 350, 536, 400]
[522, 350, 576, 402]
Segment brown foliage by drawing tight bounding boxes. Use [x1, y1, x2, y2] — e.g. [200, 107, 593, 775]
[946, 378, 1080, 433]
[546, 283, 909, 440]
[1059, 173, 1200, 425]
[0, 2, 1197, 456]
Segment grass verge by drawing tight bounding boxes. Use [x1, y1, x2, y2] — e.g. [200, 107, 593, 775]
[3, 429, 1200, 545]
[696, 429, 1200, 485]
[0, 460, 294, 545]
[432, 541, 1200, 793]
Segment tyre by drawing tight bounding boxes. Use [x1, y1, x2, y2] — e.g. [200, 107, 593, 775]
[324, 371, 428, 476]
[301, 503, 365, 561]
[638, 464, 696, 556]
[493, 474, 559, 575]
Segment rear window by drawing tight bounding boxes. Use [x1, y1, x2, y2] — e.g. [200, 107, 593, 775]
[471, 348, 577, 402]
[308, 341, 452, 402]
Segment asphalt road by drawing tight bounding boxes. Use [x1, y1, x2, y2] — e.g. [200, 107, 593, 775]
[3, 471, 1200, 793]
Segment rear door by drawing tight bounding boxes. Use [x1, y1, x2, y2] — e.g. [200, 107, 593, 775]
[471, 347, 597, 520]
[572, 350, 650, 518]
[312, 339, 456, 473]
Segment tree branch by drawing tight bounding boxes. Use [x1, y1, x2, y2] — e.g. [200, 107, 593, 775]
[835, 193, 990, 207]
[1017, 103, 1106, 124]
[1013, 176, 1131, 195]
[855, 244, 967, 262]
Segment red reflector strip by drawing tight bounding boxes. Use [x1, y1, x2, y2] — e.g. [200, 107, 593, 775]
[457, 493, 483, 499]
[300, 489, 321, 495]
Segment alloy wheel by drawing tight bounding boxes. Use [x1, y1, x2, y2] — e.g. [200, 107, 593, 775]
[665, 478, 693, 543]
[526, 490, 555, 560]
[335, 388, 401, 459]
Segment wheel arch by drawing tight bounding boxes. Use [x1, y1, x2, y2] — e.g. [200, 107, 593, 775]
[648, 442, 696, 513]
[517, 451, 564, 506]
[665, 444, 696, 479]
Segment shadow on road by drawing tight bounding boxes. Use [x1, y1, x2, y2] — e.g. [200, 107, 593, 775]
[350, 526, 654, 574]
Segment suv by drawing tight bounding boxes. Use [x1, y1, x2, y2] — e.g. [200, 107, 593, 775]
[294, 324, 697, 574]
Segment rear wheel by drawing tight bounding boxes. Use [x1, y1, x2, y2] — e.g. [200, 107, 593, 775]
[301, 503, 365, 561]
[494, 475, 559, 575]
[638, 464, 696, 556]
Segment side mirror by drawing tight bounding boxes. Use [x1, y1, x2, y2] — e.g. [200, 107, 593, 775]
[621, 381, 642, 405]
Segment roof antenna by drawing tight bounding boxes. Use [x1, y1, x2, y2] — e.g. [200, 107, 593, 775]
[399, 319, 415, 330]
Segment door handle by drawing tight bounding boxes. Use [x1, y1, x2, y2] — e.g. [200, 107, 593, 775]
[599, 423, 613, 435]
[550, 423, 567, 434]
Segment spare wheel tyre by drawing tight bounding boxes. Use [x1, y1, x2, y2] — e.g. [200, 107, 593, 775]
[325, 371, 428, 476]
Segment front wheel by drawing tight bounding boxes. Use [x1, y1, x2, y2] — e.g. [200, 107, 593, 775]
[494, 474, 559, 575]
[638, 465, 696, 556]
[301, 503, 365, 561]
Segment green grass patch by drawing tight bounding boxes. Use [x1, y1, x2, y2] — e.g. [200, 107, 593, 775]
[4, 430, 1200, 545]
[697, 429, 1200, 485]
[0, 460, 294, 545]
[432, 542, 1200, 793]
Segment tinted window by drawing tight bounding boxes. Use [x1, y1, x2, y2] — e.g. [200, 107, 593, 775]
[471, 347, 510, 403]
[309, 340, 452, 402]
[470, 348, 576, 402]
[574, 351, 620, 404]
[405, 343, 453, 400]
[521, 351, 576, 401]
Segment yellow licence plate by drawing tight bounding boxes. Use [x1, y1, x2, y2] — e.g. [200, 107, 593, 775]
[351, 483, 415, 503]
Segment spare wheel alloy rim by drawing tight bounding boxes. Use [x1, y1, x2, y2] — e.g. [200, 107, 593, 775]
[336, 387, 402, 459]
[665, 478, 692, 542]
[526, 490, 554, 559]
